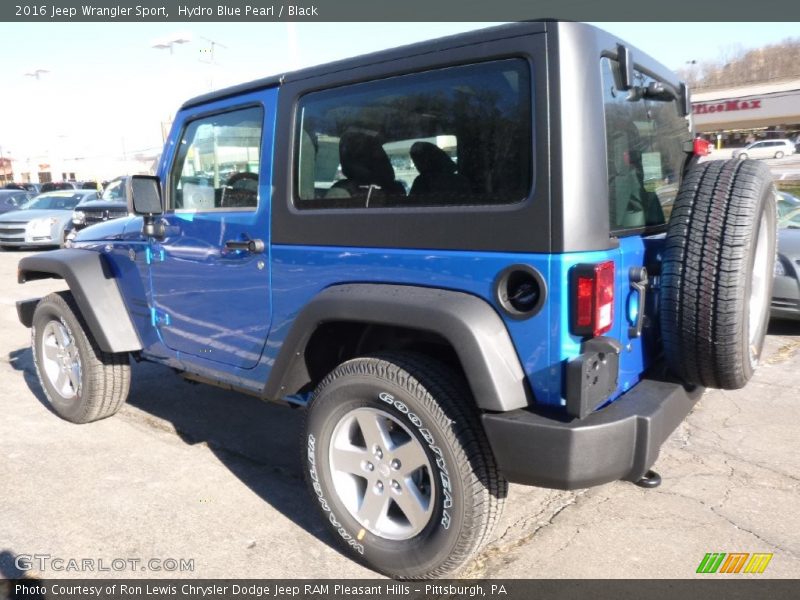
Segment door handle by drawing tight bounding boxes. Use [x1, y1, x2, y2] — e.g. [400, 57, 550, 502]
[225, 238, 265, 253]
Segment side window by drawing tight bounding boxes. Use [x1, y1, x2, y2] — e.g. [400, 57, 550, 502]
[295, 58, 532, 208]
[601, 57, 690, 232]
[169, 106, 263, 211]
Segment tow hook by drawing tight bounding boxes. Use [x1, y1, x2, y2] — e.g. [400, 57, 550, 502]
[634, 469, 662, 489]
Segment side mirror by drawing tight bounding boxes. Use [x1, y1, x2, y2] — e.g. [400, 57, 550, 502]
[127, 175, 165, 238]
[616, 44, 634, 91]
[127, 175, 163, 215]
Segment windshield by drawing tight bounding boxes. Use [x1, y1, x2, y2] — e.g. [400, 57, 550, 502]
[779, 207, 800, 229]
[101, 179, 127, 202]
[22, 193, 85, 211]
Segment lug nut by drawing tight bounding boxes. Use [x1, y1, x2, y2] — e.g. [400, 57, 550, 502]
[390, 459, 401, 470]
[391, 480, 401, 491]
[374, 481, 384, 494]
[364, 461, 374, 472]
[373, 446, 383, 459]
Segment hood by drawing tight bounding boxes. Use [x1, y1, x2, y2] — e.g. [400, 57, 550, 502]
[74, 216, 139, 242]
[0, 209, 72, 223]
[75, 200, 128, 211]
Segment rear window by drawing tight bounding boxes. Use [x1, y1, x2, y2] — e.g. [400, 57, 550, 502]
[601, 57, 690, 233]
[294, 58, 532, 209]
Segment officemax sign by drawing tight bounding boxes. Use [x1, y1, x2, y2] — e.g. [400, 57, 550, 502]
[692, 99, 762, 115]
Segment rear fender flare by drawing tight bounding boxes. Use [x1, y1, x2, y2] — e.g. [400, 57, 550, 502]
[263, 284, 532, 412]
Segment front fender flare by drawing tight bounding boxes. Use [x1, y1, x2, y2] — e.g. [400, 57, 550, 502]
[263, 284, 532, 412]
[17, 249, 142, 353]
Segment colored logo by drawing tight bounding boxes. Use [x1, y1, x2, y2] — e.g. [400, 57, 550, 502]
[696, 552, 773, 574]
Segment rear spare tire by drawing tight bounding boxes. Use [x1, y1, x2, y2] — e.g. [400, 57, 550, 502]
[660, 159, 776, 389]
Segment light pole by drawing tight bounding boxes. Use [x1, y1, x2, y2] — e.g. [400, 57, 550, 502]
[199, 36, 227, 91]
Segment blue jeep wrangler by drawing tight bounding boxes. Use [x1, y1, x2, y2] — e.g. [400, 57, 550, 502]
[16, 22, 776, 578]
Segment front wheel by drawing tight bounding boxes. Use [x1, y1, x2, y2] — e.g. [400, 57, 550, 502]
[738, 152, 748, 160]
[303, 352, 506, 578]
[775, 151, 785, 159]
[32, 291, 131, 423]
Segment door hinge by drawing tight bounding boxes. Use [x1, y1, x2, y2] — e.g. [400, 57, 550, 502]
[145, 246, 166, 265]
[150, 307, 171, 327]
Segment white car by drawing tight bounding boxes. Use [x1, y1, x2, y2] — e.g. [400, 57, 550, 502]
[733, 139, 795, 160]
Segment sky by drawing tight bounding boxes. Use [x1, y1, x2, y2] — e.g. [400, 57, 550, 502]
[0, 21, 798, 173]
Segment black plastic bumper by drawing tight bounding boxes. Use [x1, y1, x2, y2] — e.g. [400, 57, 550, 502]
[482, 378, 704, 490]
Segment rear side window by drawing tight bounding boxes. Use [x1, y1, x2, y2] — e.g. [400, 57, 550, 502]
[295, 58, 532, 209]
[601, 57, 690, 232]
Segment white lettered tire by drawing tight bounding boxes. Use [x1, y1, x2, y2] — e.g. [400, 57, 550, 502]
[303, 352, 506, 578]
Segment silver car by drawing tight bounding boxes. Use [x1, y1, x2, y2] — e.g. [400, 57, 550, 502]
[732, 139, 796, 160]
[0, 190, 99, 249]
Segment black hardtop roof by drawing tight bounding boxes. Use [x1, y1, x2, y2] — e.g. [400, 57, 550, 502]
[180, 21, 682, 111]
[180, 21, 549, 110]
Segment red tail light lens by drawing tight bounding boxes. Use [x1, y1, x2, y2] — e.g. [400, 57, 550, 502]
[693, 137, 712, 156]
[571, 261, 615, 337]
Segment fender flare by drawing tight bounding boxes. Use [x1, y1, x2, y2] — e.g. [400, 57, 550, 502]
[263, 284, 532, 412]
[17, 249, 142, 353]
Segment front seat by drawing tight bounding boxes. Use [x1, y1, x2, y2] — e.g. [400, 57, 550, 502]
[325, 131, 406, 207]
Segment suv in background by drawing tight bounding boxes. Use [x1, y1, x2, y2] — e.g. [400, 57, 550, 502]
[65, 176, 129, 243]
[733, 138, 796, 160]
[16, 22, 776, 578]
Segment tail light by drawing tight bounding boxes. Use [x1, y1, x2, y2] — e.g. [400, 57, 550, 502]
[571, 261, 615, 337]
[693, 137, 712, 156]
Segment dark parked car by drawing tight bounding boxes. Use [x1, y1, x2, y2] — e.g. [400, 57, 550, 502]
[772, 202, 800, 320]
[5, 182, 41, 194]
[40, 181, 80, 193]
[0, 189, 33, 214]
[67, 176, 129, 239]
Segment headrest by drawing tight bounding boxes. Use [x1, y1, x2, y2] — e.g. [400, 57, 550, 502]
[339, 131, 395, 187]
[410, 141, 458, 176]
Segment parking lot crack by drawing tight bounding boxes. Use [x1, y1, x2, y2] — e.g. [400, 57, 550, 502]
[462, 491, 585, 577]
[709, 506, 798, 558]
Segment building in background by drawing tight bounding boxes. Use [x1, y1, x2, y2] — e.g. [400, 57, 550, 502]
[0, 157, 13, 184]
[12, 154, 157, 186]
[692, 79, 800, 147]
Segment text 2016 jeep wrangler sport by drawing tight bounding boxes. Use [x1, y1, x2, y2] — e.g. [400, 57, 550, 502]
[16, 22, 776, 578]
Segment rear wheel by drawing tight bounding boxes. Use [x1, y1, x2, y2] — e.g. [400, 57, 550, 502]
[32, 291, 131, 423]
[303, 352, 505, 578]
[775, 151, 785, 159]
[660, 159, 777, 389]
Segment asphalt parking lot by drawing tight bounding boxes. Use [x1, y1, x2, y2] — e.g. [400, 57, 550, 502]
[1, 248, 799, 580]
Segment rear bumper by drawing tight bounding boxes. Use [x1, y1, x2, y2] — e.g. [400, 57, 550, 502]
[482, 378, 704, 490]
